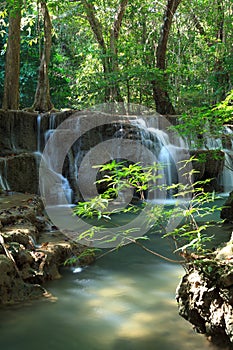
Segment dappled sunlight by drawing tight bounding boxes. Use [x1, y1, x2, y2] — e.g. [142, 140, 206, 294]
[118, 321, 153, 339]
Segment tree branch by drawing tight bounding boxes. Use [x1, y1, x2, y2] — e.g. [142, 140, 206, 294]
[156, 0, 182, 70]
[80, 0, 106, 51]
[112, 0, 128, 40]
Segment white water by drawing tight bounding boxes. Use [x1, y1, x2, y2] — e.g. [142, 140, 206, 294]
[37, 114, 42, 153]
[0, 158, 10, 191]
[39, 114, 73, 204]
[128, 118, 189, 190]
[216, 126, 233, 193]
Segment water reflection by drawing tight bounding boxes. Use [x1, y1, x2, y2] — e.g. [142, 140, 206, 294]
[0, 238, 215, 350]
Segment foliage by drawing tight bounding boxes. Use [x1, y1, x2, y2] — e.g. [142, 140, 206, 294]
[1, 0, 232, 111]
[173, 89, 233, 149]
[70, 160, 221, 264]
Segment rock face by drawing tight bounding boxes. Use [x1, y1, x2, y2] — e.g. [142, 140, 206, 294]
[0, 109, 74, 194]
[221, 191, 233, 222]
[0, 153, 39, 193]
[190, 150, 225, 191]
[176, 244, 233, 349]
[0, 109, 74, 154]
[0, 193, 92, 305]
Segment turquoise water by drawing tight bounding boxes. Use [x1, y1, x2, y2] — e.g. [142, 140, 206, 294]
[0, 236, 215, 350]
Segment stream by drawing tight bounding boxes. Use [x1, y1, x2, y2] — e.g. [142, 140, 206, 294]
[0, 234, 215, 350]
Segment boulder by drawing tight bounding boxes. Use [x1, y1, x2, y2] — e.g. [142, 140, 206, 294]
[176, 246, 233, 349]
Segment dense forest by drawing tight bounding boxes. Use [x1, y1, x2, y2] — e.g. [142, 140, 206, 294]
[0, 0, 232, 114]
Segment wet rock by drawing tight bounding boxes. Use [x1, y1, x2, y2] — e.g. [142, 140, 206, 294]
[2, 224, 39, 246]
[216, 241, 233, 260]
[176, 248, 233, 349]
[190, 150, 225, 191]
[220, 270, 233, 288]
[0, 194, 93, 306]
[221, 191, 233, 223]
[0, 254, 16, 276]
[3, 153, 39, 194]
[0, 254, 45, 305]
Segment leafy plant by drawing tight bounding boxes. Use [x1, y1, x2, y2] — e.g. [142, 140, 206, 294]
[72, 159, 221, 265]
[173, 90, 233, 149]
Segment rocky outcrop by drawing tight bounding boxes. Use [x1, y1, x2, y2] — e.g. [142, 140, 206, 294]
[0, 109, 74, 154]
[0, 153, 39, 193]
[176, 242, 233, 349]
[0, 109, 74, 194]
[0, 193, 92, 305]
[190, 150, 225, 191]
[221, 191, 233, 222]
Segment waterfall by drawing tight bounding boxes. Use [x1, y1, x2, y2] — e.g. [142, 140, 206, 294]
[41, 114, 73, 204]
[37, 114, 42, 153]
[0, 158, 10, 191]
[40, 111, 233, 206]
[218, 126, 233, 193]
[44, 113, 57, 144]
[129, 118, 188, 190]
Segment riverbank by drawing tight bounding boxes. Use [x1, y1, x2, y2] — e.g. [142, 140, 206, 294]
[0, 192, 92, 305]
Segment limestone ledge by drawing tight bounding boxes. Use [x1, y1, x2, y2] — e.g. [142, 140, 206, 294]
[0, 193, 92, 306]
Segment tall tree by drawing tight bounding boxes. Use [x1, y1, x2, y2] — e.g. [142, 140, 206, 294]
[189, 0, 229, 103]
[32, 0, 53, 112]
[81, 0, 128, 102]
[152, 0, 181, 115]
[213, 0, 228, 102]
[2, 0, 22, 110]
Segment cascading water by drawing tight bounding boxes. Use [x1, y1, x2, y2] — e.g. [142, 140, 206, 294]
[65, 113, 191, 206]
[41, 110, 233, 206]
[218, 126, 233, 193]
[202, 124, 233, 193]
[37, 114, 42, 153]
[0, 158, 10, 191]
[41, 114, 73, 204]
[44, 113, 57, 143]
[129, 118, 187, 191]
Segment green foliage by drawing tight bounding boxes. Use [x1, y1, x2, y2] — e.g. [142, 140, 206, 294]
[1, 0, 232, 111]
[165, 179, 221, 253]
[173, 90, 233, 148]
[64, 248, 100, 266]
[72, 160, 221, 263]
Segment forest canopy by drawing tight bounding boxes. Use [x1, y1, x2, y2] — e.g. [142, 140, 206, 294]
[0, 0, 232, 113]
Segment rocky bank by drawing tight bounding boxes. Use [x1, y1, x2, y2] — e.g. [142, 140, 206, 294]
[176, 241, 233, 349]
[0, 192, 92, 306]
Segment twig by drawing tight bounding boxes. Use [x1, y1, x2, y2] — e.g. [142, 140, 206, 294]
[0, 234, 20, 276]
[126, 237, 185, 264]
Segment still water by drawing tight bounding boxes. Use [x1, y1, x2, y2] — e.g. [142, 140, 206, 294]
[0, 236, 215, 350]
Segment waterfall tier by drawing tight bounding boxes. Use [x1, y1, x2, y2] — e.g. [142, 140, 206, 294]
[0, 109, 232, 198]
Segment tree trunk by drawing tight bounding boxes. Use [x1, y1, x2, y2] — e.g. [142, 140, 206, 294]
[213, 0, 228, 103]
[2, 1, 22, 110]
[108, 0, 128, 102]
[191, 1, 229, 104]
[81, 0, 128, 102]
[152, 0, 181, 114]
[32, 1, 54, 112]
